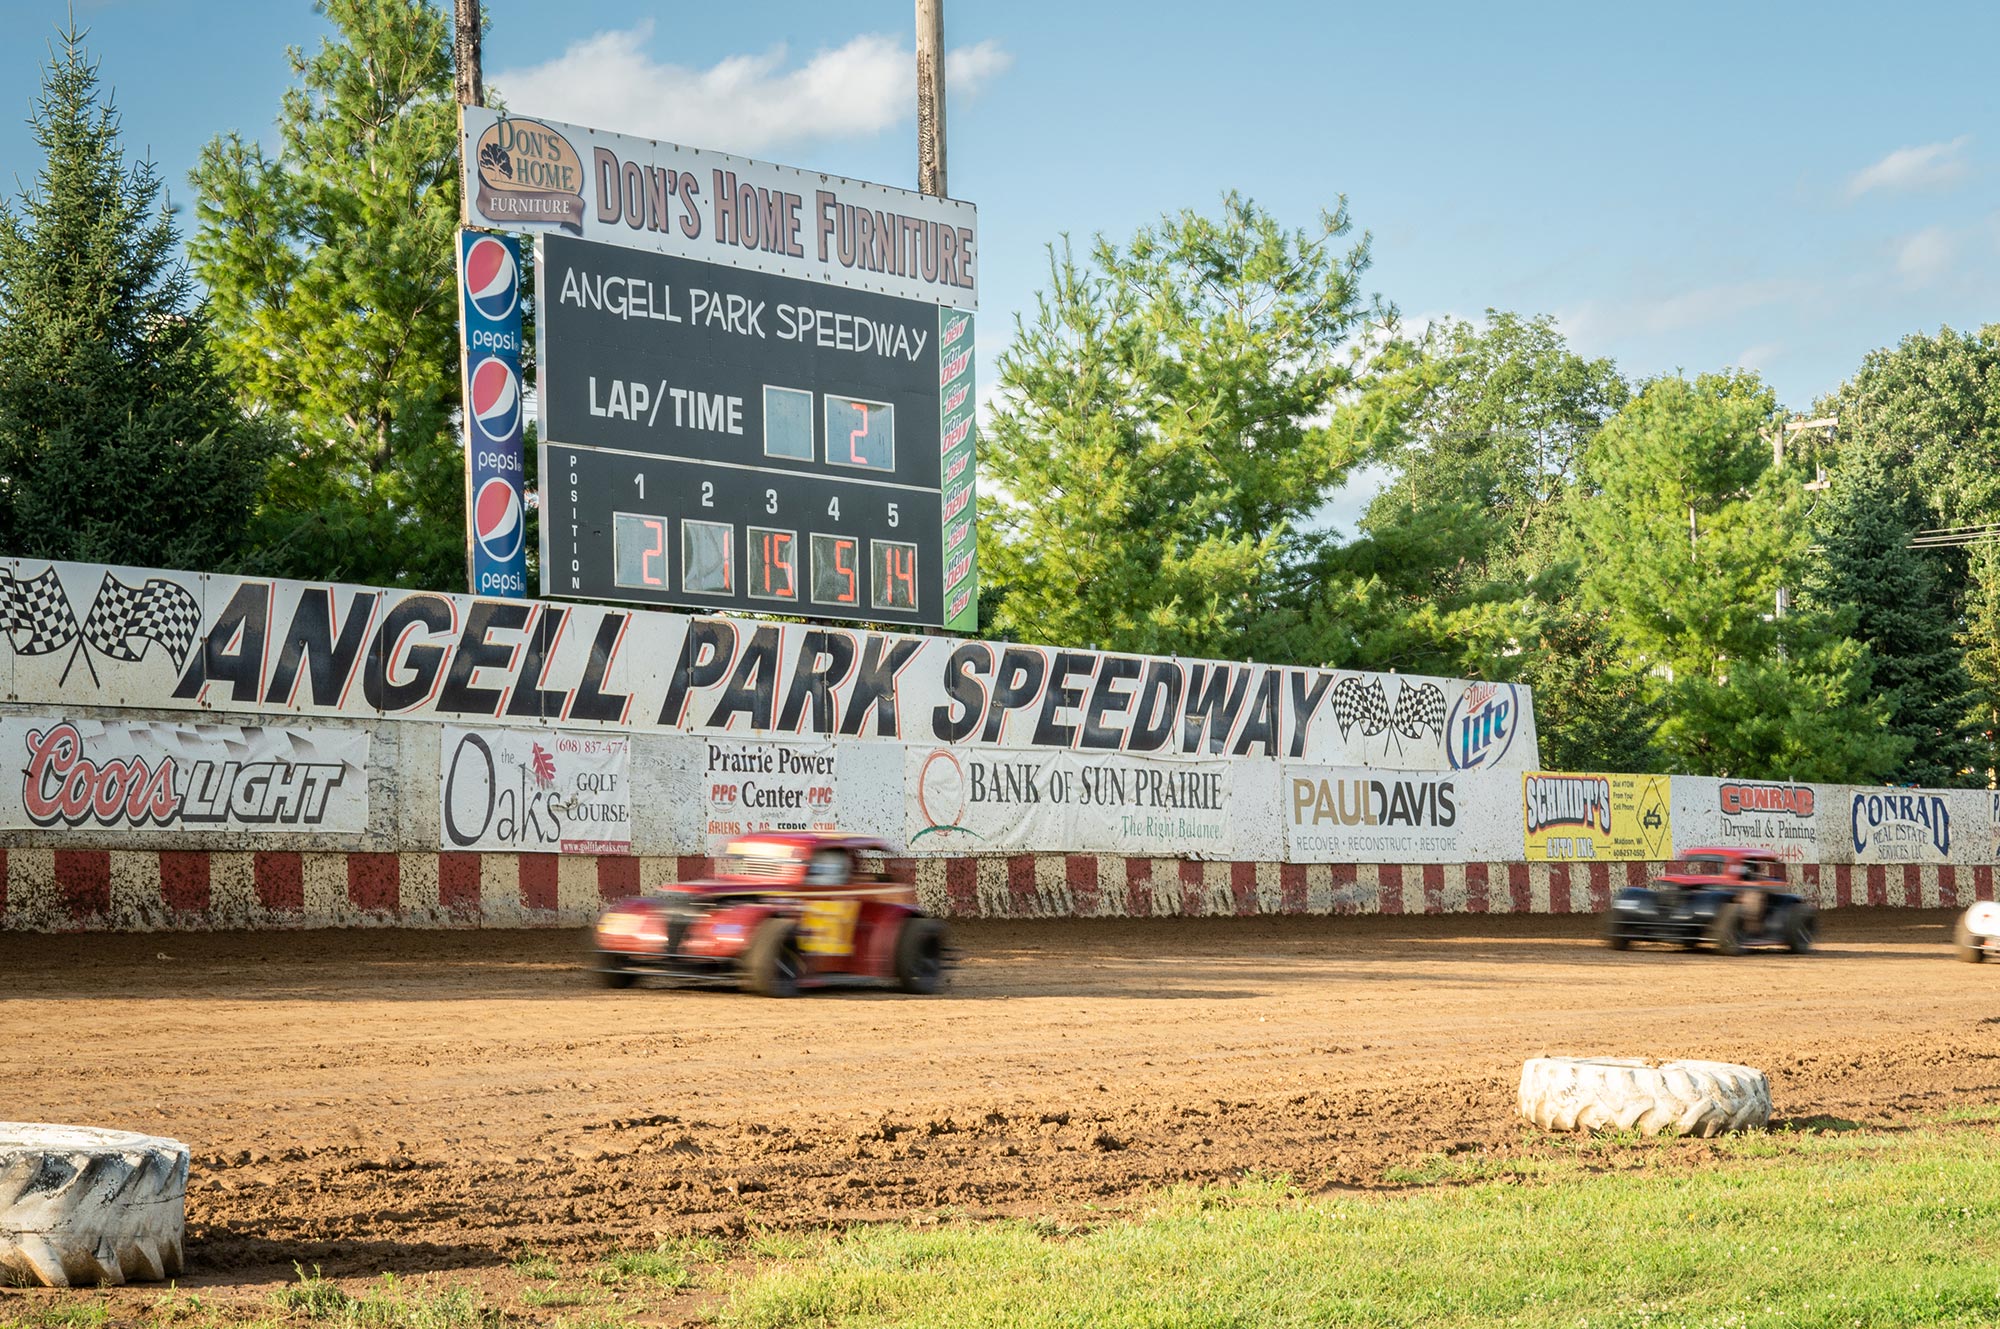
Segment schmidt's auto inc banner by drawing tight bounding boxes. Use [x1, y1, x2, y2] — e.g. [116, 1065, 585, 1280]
[0, 560, 1542, 773]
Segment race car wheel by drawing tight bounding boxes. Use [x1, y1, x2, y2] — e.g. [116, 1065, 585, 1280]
[597, 966, 635, 989]
[1783, 905, 1817, 955]
[1955, 917, 1987, 963]
[894, 918, 947, 994]
[746, 920, 802, 998]
[1599, 913, 1630, 951]
[1708, 903, 1745, 956]
[1519, 1057, 1770, 1137]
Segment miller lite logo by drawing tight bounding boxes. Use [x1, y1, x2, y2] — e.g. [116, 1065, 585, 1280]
[1446, 682, 1518, 771]
[463, 234, 519, 321]
[474, 476, 524, 563]
[469, 356, 522, 443]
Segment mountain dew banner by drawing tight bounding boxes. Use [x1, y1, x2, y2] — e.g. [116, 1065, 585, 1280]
[938, 308, 977, 630]
[0, 560, 1541, 774]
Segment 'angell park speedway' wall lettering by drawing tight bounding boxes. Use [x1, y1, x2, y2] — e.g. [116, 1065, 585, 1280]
[0, 560, 1542, 772]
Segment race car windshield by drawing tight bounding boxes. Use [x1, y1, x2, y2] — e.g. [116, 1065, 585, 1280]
[1684, 858, 1723, 875]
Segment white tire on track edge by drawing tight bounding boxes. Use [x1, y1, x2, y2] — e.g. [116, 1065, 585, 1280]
[0, 1124, 189, 1287]
[1519, 1057, 1770, 1137]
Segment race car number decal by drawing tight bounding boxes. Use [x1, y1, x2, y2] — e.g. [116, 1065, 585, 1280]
[798, 899, 861, 955]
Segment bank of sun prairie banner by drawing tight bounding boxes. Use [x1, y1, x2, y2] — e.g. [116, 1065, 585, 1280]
[0, 560, 1541, 772]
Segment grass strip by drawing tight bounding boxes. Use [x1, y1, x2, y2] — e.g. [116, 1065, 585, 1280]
[716, 1123, 2000, 1329]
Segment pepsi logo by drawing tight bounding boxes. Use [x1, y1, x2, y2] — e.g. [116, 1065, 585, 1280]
[474, 476, 524, 563]
[464, 235, 519, 321]
[469, 357, 521, 443]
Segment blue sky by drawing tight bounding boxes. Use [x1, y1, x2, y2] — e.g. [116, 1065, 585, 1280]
[3, 1, 1996, 492]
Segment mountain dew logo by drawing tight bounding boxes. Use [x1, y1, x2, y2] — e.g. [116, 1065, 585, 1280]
[939, 307, 977, 630]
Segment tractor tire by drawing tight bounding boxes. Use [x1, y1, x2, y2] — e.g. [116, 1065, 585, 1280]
[1708, 903, 1745, 956]
[1783, 905, 1818, 955]
[0, 1125, 188, 1287]
[1956, 917, 1987, 964]
[745, 920, 802, 998]
[893, 917, 947, 994]
[1518, 1057, 1770, 1137]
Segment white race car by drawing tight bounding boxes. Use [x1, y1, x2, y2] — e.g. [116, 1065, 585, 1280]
[1955, 901, 2000, 963]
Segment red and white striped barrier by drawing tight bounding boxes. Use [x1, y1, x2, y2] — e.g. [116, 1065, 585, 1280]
[0, 852, 1988, 932]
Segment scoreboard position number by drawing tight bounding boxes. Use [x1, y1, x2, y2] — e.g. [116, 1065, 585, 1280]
[811, 533, 861, 607]
[749, 526, 799, 601]
[613, 512, 669, 589]
[872, 539, 919, 611]
[682, 520, 734, 594]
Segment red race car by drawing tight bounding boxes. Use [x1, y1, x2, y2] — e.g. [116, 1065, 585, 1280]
[592, 833, 949, 996]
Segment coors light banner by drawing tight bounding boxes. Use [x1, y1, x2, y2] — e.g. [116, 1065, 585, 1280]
[0, 560, 1540, 772]
[0, 717, 368, 834]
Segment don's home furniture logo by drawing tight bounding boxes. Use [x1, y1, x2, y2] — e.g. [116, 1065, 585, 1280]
[471, 116, 585, 234]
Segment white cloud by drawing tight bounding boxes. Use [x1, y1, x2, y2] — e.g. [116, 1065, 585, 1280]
[1845, 136, 1970, 200]
[492, 23, 1012, 159]
[1895, 225, 1957, 286]
[1557, 279, 1796, 347]
[1734, 342, 1782, 372]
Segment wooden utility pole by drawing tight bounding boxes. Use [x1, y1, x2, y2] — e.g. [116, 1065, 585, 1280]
[916, 0, 947, 196]
[454, 0, 484, 107]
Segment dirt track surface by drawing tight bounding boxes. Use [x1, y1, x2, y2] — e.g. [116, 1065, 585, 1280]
[5, 911, 1999, 1287]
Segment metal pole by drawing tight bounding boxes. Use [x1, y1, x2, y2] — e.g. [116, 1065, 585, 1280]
[454, 0, 484, 107]
[916, 0, 947, 196]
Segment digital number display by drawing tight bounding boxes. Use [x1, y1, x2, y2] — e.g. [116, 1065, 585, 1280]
[612, 512, 668, 588]
[682, 520, 734, 594]
[763, 385, 814, 461]
[825, 395, 894, 471]
[872, 539, 918, 611]
[811, 533, 860, 606]
[748, 526, 798, 601]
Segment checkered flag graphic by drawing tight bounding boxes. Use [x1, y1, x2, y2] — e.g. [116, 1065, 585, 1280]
[0, 567, 81, 656]
[81, 573, 202, 669]
[1390, 682, 1448, 742]
[1329, 676, 1395, 741]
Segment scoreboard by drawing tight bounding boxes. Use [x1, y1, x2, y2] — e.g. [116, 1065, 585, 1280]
[536, 233, 977, 629]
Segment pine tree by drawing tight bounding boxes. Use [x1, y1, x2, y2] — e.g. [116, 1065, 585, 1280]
[0, 22, 275, 569]
[1800, 442, 1978, 785]
[190, 0, 463, 589]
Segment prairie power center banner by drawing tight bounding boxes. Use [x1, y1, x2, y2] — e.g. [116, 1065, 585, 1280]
[0, 560, 1542, 775]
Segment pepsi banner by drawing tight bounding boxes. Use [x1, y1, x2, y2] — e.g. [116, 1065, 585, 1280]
[458, 230, 529, 598]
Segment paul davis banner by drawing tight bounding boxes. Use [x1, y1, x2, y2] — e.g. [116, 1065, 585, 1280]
[1283, 766, 1519, 864]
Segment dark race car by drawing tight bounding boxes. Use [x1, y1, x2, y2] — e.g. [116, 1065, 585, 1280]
[1601, 846, 1817, 955]
[592, 832, 948, 996]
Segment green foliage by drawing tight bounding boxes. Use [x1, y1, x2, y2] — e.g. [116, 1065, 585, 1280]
[1320, 313, 1654, 769]
[1576, 372, 1902, 779]
[980, 193, 1380, 660]
[189, 0, 464, 590]
[0, 22, 275, 570]
[1800, 439, 1979, 784]
[1818, 325, 2000, 776]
